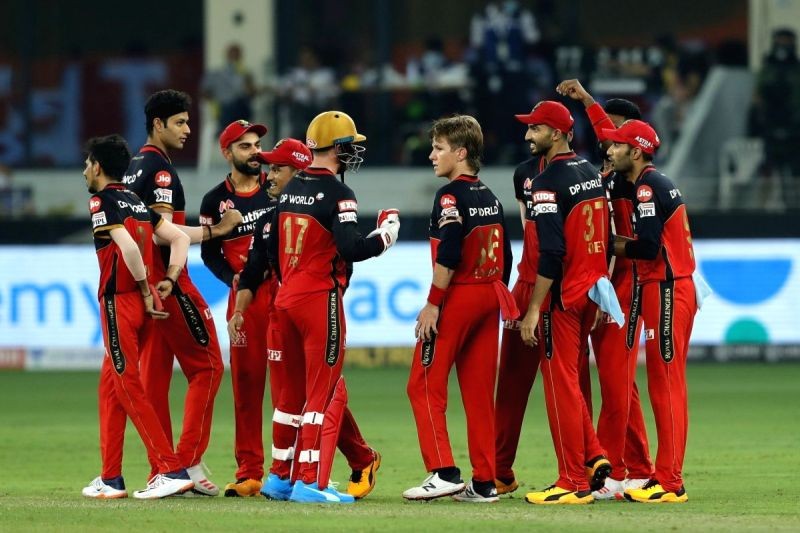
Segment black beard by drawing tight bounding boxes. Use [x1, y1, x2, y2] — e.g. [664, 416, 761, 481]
[234, 159, 261, 176]
[87, 184, 98, 193]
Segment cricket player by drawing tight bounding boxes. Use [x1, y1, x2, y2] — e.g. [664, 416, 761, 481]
[266, 111, 396, 504]
[405, 115, 516, 503]
[516, 101, 618, 505]
[81, 134, 194, 500]
[606, 119, 697, 503]
[125, 90, 224, 494]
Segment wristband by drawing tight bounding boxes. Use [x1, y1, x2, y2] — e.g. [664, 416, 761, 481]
[427, 284, 446, 306]
[161, 277, 176, 287]
[233, 310, 243, 316]
[204, 225, 212, 241]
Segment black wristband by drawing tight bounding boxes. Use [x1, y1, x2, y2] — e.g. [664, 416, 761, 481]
[161, 277, 175, 287]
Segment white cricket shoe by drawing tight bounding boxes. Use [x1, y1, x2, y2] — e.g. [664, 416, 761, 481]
[622, 478, 650, 491]
[451, 481, 499, 503]
[133, 473, 194, 499]
[592, 477, 625, 500]
[82, 476, 127, 499]
[403, 472, 465, 501]
[187, 463, 219, 496]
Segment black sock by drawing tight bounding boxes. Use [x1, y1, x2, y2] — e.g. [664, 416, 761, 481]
[472, 479, 496, 497]
[497, 476, 515, 486]
[434, 466, 462, 483]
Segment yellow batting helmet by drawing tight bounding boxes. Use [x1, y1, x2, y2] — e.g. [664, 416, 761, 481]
[306, 111, 366, 150]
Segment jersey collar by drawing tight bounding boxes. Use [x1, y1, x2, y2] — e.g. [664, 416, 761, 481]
[139, 144, 171, 164]
[634, 165, 657, 183]
[546, 151, 576, 166]
[453, 174, 479, 182]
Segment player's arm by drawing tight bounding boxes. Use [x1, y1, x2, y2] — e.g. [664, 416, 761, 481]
[415, 202, 462, 342]
[237, 214, 272, 295]
[333, 193, 398, 262]
[198, 193, 238, 287]
[227, 288, 254, 339]
[556, 79, 615, 141]
[151, 215, 190, 299]
[109, 227, 169, 319]
[616, 182, 664, 260]
[153, 209, 243, 245]
[520, 185, 565, 346]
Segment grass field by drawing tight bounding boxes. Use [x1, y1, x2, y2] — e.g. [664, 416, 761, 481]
[0, 363, 798, 532]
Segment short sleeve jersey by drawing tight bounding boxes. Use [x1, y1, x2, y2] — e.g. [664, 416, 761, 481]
[513, 156, 546, 283]
[429, 175, 510, 285]
[532, 153, 610, 310]
[90, 183, 162, 298]
[629, 166, 696, 284]
[270, 167, 384, 309]
[124, 144, 188, 281]
[199, 173, 272, 281]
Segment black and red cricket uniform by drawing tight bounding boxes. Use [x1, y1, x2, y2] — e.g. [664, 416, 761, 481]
[90, 184, 183, 479]
[495, 157, 545, 482]
[236, 206, 298, 478]
[625, 166, 697, 493]
[200, 174, 275, 481]
[125, 145, 223, 474]
[590, 169, 654, 482]
[532, 152, 610, 492]
[585, 103, 654, 482]
[267, 167, 381, 484]
[407, 174, 516, 484]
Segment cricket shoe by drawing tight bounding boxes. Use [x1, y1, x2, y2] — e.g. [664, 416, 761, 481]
[452, 480, 499, 503]
[624, 479, 688, 503]
[133, 471, 193, 499]
[585, 455, 613, 491]
[81, 476, 127, 499]
[591, 477, 625, 501]
[289, 481, 355, 504]
[494, 477, 519, 496]
[622, 477, 650, 492]
[347, 449, 381, 499]
[260, 473, 293, 501]
[402, 469, 465, 501]
[224, 478, 262, 497]
[525, 485, 593, 505]
[186, 463, 219, 496]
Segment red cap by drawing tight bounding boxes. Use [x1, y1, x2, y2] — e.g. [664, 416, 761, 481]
[219, 120, 268, 152]
[515, 101, 574, 132]
[601, 120, 660, 154]
[255, 138, 312, 169]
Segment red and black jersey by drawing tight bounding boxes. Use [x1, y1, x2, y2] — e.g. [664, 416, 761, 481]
[429, 175, 512, 286]
[199, 173, 272, 287]
[237, 201, 279, 294]
[625, 166, 695, 284]
[90, 183, 162, 298]
[124, 144, 189, 282]
[532, 152, 611, 310]
[267, 167, 384, 309]
[513, 156, 546, 283]
[604, 170, 636, 277]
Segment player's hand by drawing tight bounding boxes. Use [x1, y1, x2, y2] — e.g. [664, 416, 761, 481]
[368, 208, 400, 253]
[591, 308, 606, 332]
[414, 302, 439, 342]
[216, 209, 244, 236]
[556, 79, 595, 106]
[227, 311, 244, 339]
[156, 278, 175, 299]
[520, 309, 541, 347]
[143, 292, 169, 320]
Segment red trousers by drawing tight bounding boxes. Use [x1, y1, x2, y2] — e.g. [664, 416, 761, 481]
[141, 279, 223, 475]
[540, 294, 605, 492]
[273, 290, 373, 484]
[640, 277, 696, 492]
[98, 292, 183, 479]
[227, 281, 275, 480]
[407, 284, 500, 483]
[495, 280, 592, 481]
[590, 269, 653, 480]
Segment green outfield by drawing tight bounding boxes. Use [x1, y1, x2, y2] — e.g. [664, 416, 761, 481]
[0, 363, 798, 532]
